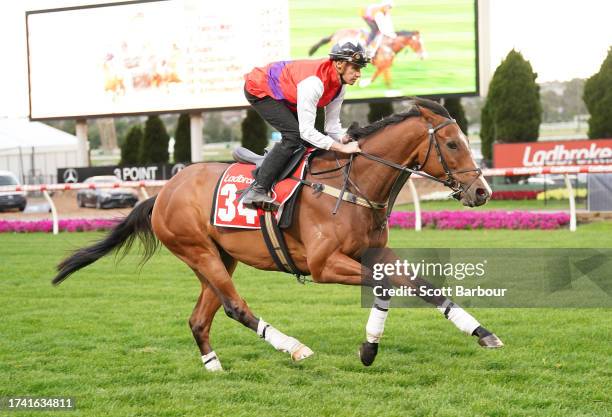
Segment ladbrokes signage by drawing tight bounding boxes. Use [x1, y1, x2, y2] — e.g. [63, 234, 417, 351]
[493, 139, 612, 168]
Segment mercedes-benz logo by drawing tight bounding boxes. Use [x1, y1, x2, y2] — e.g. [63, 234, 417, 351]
[171, 163, 186, 176]
[63, 168, 78, 183]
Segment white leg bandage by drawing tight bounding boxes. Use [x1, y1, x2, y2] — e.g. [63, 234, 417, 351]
[437, 300, 480, 335]
[257, 319, 301, 354]
[201, 351, 223, 372]
[366, 298, 390, 343]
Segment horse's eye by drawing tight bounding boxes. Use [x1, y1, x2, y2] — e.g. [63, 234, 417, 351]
[447, 141, 458, 150]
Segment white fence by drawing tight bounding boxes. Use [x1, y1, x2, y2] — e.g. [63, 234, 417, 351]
[1, 166, 611, 235]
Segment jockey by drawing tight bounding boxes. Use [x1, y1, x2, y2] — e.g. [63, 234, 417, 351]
[241, 41, 370, 209]
[360, 0, 396, 55]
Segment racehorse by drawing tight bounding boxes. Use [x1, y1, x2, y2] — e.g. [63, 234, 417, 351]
[309, 28, 426, 88]
[53, 98, 502, 372]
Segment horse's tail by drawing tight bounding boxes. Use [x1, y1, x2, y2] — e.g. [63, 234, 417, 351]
[52, 196, 159, 286]
[308, 34, 333, 56]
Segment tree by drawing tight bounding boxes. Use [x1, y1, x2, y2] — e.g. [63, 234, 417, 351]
[480, 103, 494, 162]
[202, 112, 224, 143]
[480, 49, 542, 161]
[540, 89, 564, 123]
[367, 100, 394, 123]
[140, 115, 169, 164]
[583, 47, 612, 138]
[120, 125, 143, 165]
[241, 109, 268, 154]
[444, 97, 468, 135]
[174, 113, 191, 163]
[562, 78, 587, 120]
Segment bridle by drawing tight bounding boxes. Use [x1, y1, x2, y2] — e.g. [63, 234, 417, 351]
[305, 117, 484, 228]
[358, 118, 483, 199]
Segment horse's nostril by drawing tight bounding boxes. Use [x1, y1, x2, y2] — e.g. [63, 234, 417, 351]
[476, 188, 487, 197]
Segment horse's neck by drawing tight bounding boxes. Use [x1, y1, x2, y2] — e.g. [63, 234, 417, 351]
[353, 120, 424, 203]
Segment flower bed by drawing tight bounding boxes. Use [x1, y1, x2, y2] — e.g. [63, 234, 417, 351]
[1, 211, 572, 233]
[389, 211, 570, 230]
[0, 218, 120, 233]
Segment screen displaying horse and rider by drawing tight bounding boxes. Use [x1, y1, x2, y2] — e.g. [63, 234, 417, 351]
[290, 0, 478, 99]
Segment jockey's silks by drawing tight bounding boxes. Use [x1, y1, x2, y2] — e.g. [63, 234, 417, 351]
[244, 59, 342, 110]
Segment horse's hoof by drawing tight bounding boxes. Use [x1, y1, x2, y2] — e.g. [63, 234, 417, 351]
[478, 334, 504, 348]
[291, 344, 314, 362]
[359, 341, 379, 366]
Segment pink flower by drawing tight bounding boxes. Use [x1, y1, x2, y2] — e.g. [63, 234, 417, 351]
[0, 218, 120, 233]
[388, 211, 570, 230]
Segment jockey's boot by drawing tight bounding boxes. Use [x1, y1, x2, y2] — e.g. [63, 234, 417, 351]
[242, 143, 294, 210]
[242, 184, 275, 210]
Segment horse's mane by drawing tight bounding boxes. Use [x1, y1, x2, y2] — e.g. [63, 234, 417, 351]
[347, 97, 451, 140]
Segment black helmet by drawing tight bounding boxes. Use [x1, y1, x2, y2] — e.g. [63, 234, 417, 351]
[329, 41, 370, 68]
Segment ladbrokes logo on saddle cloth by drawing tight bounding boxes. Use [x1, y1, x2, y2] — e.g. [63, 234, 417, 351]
[212, 158, 308, 229]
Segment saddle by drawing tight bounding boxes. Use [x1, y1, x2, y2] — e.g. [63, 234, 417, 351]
[211, 147, 311, 230]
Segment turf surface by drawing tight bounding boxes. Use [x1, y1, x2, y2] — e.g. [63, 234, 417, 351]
[1, 225, 610, 416]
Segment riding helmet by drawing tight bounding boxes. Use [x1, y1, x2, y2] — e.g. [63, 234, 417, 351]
[329, 41, 371, 68]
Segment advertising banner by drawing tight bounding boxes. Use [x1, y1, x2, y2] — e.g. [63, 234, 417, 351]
[57, 163, 187, 183]
[493, 139, 612, 168]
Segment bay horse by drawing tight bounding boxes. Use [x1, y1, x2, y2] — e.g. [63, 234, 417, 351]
[309, 28, 426, 88]
[53, 98, 502, 372]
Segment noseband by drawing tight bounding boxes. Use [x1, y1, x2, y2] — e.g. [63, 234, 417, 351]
[359, 118, 482, 198]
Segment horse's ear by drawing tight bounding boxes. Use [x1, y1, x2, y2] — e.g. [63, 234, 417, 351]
[416, 105, 439, 124]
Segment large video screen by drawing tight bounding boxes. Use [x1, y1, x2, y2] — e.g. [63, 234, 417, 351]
[27, 0, 478, 120]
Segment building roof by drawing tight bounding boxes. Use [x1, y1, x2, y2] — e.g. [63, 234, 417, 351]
[0, 118, 77, 151]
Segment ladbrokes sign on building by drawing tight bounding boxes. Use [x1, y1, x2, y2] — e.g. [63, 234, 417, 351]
[494, 139, 612, 168]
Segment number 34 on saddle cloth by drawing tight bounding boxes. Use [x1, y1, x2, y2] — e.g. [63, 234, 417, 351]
[211, 157, 309, 229]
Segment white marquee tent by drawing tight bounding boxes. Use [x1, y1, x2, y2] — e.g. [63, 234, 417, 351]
[0, 118, 79, 184]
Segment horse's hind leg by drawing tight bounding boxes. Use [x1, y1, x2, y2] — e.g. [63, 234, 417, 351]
[189, 283, 223, 371]
[188, 250, 236, 371]
[186, 242, 313, 364]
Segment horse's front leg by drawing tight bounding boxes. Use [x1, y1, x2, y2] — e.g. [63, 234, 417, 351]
[309, 250, 389, 366]
[383, 67, 392, 89]
[404, 275, 504, 348]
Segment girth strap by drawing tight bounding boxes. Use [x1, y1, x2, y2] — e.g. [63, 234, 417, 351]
[258, 209, 308, 283]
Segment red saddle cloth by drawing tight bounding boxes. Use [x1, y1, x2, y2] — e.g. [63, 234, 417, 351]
[212, 156, 309, 229]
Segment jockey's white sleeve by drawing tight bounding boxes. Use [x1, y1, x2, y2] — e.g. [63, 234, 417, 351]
[296, 76, 336, 150]
[374, 12, 396, 38]
[324, 86, 347, 141]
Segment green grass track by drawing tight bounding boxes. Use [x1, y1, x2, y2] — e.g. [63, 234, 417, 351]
[0, 225, 610, 416]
